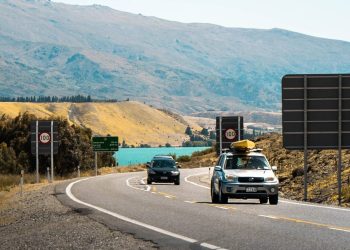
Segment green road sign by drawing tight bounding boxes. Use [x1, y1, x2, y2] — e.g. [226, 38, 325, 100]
[92, 136, 119, 152]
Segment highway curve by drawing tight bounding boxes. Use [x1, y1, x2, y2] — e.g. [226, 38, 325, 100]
[57, 168, 350, 250]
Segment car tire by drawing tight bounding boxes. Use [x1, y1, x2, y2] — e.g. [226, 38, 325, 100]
[269, 194, 278, 205]
[147, 178, 152, 185]
[218, 183, 228, 204]
[259, 197, 268, 204]
[211, 182, 219, 203]
[174, 178, 180, 185]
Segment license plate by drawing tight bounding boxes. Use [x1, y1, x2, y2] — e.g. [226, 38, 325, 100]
[161, 177, 168, 180]
[246, 187, 257, 192]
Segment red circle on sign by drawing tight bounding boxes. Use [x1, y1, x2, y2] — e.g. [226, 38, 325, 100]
[39, 132, 51, 144]
[225, 129, 236, 140]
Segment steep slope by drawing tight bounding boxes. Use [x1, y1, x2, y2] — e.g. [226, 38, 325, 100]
[1, 0, 350, 114]
[0, 101, 189, 146]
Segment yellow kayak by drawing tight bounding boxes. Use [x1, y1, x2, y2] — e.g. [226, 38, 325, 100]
[231, 140, 255, 150]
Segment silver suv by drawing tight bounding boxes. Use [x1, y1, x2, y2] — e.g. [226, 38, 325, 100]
[211, 150, 279, 205]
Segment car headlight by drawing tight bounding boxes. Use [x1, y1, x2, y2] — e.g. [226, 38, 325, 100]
[171, 171, 180, 176]
[265, 176, 277, 182]
[149, 169, 156, 174]
[225, 174, 238, 182]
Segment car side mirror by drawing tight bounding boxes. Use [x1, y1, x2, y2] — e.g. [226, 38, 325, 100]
[146, 162, 151, 168]
[177, 165, 181, 168]
[175, 162, 181, 168]
[214, 165, 222, 171]
[271, 166, 277, 172]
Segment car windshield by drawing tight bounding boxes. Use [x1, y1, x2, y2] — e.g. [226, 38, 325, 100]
[225, 155, 270, 170]
[151, 159, 176, 168]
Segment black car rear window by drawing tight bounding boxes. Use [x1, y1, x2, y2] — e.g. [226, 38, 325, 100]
[151, 159, 176, 168]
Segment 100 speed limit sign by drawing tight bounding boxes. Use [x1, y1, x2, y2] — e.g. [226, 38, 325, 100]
[39, 132, 51, 144]
[225, 129, 236, 140]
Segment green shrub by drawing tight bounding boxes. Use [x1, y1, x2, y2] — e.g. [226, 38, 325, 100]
[177, 155, 191, 162]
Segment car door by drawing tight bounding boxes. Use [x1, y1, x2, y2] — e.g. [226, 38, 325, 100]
[213, 155, 225, 191]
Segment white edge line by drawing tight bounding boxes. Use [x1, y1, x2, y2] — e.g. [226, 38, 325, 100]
[214, 206, 229, 210]
[329, 227, 350, 233]
[280, 200, 350, 212]
[66, 179, 198, 244]
[258, 215, 278, 219]
[200, 242, 220, 249]
[126, 176, 151, 192]
[184, 173, 210, 189]
[185, 172, 350, 213]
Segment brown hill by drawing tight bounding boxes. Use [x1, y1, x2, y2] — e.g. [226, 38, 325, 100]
[0, 101, 190, 146]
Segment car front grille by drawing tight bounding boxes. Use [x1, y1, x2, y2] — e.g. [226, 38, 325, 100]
[238, 177, 264, 183]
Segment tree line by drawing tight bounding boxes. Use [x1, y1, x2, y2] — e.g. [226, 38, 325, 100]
[0, 95, 131, 103]
[0, 113, 115, 176]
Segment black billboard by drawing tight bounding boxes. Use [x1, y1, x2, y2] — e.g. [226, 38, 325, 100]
[30, 121, 59, 155]
[282, 74, 350, 149]
[216, 116, 244, 154]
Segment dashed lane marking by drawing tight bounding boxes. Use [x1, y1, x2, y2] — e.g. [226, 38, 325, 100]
[259, 214, 350, 233]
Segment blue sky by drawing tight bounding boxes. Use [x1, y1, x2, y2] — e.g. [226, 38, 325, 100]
[53, 0, 350, 42]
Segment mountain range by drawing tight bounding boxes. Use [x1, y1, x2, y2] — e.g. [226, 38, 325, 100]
[1, 0, 350, 115]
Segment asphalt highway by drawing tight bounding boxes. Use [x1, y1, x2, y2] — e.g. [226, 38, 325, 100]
[58, 167, 350, 250]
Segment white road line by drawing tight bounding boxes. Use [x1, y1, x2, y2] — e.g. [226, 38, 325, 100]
[280, 200, 350, 212]
[184, 173, 210, 189]
[214, 206, 229, 210]
[258, 215, 278, 219]
[185, 173, 350, 213]
[66, 179, 198, 244]
[184, 201, 196, 204]
[329, 227, 350, 233]
[200, 242, 220, 249]
[126, 176, 151, 192]
[66, 178, 226, 249]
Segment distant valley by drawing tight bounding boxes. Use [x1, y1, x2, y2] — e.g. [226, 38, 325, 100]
[1, 0, 350, 119]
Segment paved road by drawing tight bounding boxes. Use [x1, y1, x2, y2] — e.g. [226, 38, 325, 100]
[59, 168, 350, 250]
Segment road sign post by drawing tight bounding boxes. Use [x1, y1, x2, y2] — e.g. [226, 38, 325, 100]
[31, 120, 58, 183]
[92, 136, 119, 176]
[282, 74, 350, 205]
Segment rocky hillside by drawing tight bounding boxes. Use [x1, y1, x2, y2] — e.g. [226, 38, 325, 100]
[256, 134, 350, 206]
[0, 101, 190, 146]
[1, 0, 350, 115]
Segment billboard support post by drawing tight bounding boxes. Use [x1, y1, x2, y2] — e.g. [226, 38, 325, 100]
[50, 120, 54, 183]
[219, 117, 222, 154]
[303, 75, 308, 201]
[338, 75, 342, 206]
[36, 120, 39, 183]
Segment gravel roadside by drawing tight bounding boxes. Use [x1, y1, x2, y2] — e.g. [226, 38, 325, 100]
[0, 183, 157, 249]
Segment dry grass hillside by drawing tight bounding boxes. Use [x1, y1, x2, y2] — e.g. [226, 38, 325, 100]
[0, 101, 189, 146]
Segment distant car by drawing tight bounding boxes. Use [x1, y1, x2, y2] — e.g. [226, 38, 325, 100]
[147, 155, 180, 185]
[211, 141, 279, 205]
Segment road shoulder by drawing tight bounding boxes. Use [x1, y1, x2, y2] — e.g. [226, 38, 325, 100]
[0, 180, 157, 249]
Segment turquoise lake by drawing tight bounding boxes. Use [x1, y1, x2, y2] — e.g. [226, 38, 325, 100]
[114, 147, 210, 166]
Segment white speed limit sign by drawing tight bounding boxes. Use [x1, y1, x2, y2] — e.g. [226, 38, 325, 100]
[225, 129, 236, 140]
[39, 132, 51, 144]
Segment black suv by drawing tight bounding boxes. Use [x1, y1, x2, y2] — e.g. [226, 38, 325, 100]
[147, 156, 180, 185]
